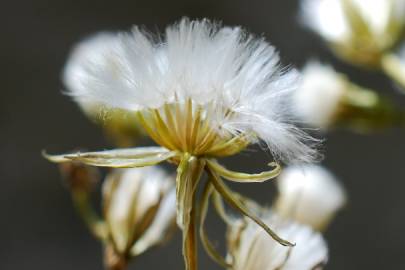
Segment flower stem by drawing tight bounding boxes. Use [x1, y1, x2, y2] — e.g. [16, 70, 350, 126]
[176, 155, 206, 270]
[72, 190, 107, 239]
[184, 206, 198, 270]
[104, 244, 128, 270]
[338, 84, 405, 131]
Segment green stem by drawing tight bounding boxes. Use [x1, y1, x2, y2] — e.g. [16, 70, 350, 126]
[176, 155, 205, 270]
[211, 191, 234, 226]
[338, 84, 405, 131]
[184, 206, 198, 270]
[72, 190, 107, 240]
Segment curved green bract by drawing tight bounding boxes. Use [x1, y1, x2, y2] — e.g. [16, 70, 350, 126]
[198, 181, 232, 269]
[207, 167, 294, 247]
[206, 159, 281, 183]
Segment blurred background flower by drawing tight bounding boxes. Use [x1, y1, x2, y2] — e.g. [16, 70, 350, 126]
[227, 212, 328, 270]
[295, 61, 405, 131]
[301, 0, 405, 67]
[63, 32, 145, 147]
[274, 164, 346, 231]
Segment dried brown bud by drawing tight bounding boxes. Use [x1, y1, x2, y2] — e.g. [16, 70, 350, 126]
[58, 162, 100, 193]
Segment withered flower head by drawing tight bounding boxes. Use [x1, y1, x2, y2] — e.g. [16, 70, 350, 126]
[227, 212, 328, 270]
[102, 166, 176, 268]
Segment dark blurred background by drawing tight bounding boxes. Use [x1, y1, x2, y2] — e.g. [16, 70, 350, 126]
[1, 0, 405, 269]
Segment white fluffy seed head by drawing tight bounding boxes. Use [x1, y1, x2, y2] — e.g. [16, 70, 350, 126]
[103, 166, 175, 254]
[275, 164, 347, 230]
[294, 62, 346, 128]
[228, 213, 328, 270]
[63, 18, 319, 163]
[301, 0, 405, 44]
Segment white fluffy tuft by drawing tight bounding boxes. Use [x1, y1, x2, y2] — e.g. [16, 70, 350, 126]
[63, 18, 319, 163]
[294, 62, 346, 128]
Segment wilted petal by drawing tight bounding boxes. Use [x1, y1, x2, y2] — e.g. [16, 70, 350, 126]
[131, 188, 176, 255]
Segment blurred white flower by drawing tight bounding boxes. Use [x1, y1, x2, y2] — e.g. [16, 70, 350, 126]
[301, 0, 405, 66]
[63, 18, 318, 163]
[294, 62, 346, 128]
[302, 0, 349, 42]
[274, 164, 347, 230]
[63, 33, 145, 146]
[227, 213, 328, 270]
[103, 166, 176, 256]
[63, 32, 120, 117]
[295, 61, 401, 131]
